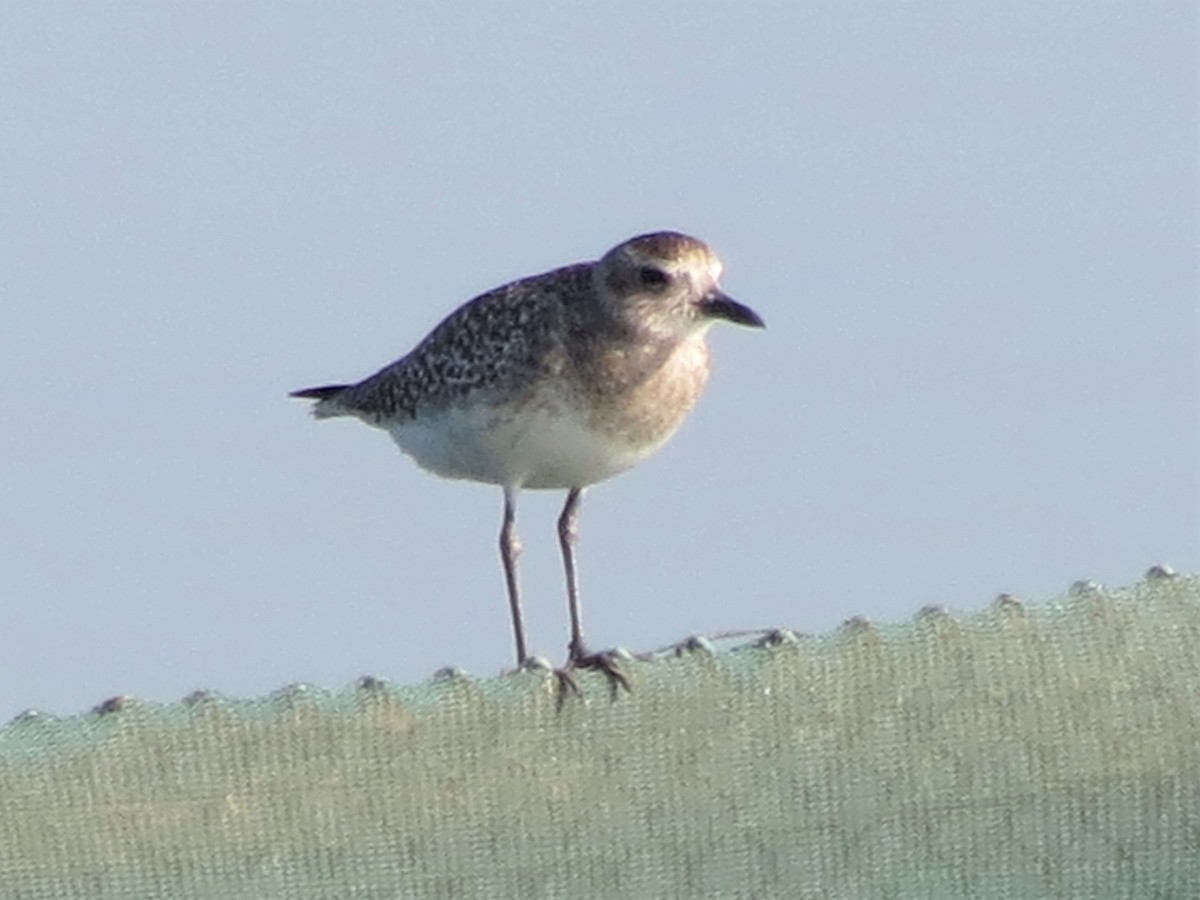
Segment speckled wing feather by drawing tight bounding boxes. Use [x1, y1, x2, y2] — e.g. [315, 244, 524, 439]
[326, 264, 592, 424]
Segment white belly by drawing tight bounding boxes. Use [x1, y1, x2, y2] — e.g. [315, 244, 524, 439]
[386, 401, 660, 490]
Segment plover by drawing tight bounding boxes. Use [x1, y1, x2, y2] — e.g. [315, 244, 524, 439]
[292, 231, 763, 686]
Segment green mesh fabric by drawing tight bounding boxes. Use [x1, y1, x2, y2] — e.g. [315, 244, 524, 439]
[2, 573, 1197, 899]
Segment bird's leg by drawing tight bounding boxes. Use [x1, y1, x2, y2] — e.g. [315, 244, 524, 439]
[559, 487, 586, 660]
[499, 486, 528, 666]
[558, 488, 629, 695]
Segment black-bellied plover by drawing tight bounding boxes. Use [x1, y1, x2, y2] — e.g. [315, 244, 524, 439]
[292, 231, 763, 687]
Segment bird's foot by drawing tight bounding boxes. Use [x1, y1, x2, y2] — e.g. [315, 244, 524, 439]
[566, 644, 631, 700]
[520, 649, 631, 707]
[518, 656, 582, 708]
[552, 667, 583, 709]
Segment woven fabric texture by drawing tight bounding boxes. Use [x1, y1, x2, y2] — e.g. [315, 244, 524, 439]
[2, 573, 1197, 899]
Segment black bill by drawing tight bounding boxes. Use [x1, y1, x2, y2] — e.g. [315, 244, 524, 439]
[701, 291, 765, 328]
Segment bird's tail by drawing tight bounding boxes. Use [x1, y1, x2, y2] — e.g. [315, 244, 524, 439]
[289, 384, 351, 419]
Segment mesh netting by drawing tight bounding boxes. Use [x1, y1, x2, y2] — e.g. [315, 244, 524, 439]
[2, 573, 1197, 898]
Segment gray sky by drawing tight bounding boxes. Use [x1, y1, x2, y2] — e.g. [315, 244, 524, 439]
[2, 4, 1196, 720]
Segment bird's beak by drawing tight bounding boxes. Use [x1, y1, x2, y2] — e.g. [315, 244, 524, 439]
[701, 290, 765, 328]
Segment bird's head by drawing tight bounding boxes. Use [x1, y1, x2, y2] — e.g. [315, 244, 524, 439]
[596, 231, 764, 340]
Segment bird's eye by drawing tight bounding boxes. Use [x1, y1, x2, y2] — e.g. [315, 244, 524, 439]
[638, 266, 669, 288]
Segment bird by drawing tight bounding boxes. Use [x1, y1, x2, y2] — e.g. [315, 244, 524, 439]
[291, 231, 763, 688]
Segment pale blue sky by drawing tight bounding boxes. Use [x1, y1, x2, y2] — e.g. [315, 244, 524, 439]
[2, 4, 1196, 719]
